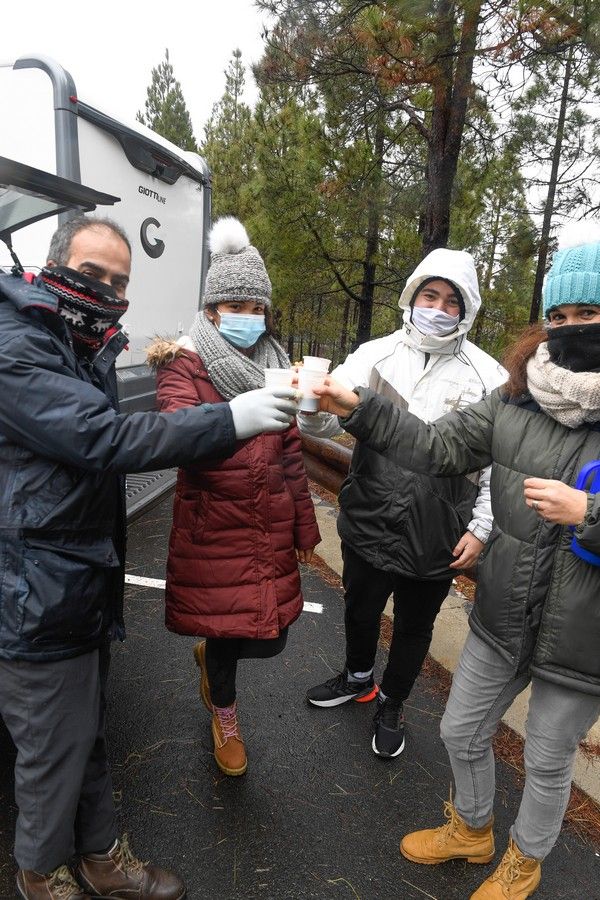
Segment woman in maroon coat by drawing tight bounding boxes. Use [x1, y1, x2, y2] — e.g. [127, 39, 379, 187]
[148, 217, 320, 777]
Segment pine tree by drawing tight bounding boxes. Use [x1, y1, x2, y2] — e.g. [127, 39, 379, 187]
[201, 49, 255, 219]
[137, 49, 197, 151]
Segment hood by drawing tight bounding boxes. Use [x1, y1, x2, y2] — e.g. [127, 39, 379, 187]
[146, 334, 195, 369]
[398, 249, 482, 354]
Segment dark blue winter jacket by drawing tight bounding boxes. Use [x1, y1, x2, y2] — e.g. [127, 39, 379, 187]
[0, 272, 236, 662]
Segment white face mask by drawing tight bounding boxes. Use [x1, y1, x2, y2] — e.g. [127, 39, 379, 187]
[411, 305, 460, 336]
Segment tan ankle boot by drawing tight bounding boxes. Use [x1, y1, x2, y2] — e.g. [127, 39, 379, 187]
[212, 702, 247, 776]
[400, 799, 495, 865]
[470, 836, 541, 898]
[17, 866, 87, 899]
[193, 640, 212, 711]
[74, 835, 186, 899]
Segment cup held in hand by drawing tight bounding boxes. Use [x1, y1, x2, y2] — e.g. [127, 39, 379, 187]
[297, 368, 326, 412]
[303, 356, 331, 373]
[264, 367, 295, 389]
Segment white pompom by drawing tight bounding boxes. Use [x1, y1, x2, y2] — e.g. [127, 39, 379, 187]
[209, 217, 250, 254]
[557, 221, 600, 251]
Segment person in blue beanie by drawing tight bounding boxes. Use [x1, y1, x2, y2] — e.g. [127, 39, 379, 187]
[312, 223, 600, 900]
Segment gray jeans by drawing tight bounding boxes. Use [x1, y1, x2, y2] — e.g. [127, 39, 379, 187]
[0, 646, 116, 872]
[441, 630, 600, 860]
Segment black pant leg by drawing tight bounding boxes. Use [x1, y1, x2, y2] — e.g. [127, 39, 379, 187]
[206, 628, 290, 707]
[342, 543, 395, 675]
[205, 638, 240, 708]
[380, 576, 452, 702]
[237, 627, 289, 660]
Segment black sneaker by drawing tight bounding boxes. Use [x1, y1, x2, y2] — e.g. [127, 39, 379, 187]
[372, 696, 405, 757]
[306, 670, 379, 707]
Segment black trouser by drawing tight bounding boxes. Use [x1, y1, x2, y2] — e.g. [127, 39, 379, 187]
[205, 628, 289, 707]
[342, 543, 451, 703]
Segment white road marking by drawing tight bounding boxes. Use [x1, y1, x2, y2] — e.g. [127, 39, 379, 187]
[302, 602, 323, 614]
[125, 574, 324, 614]
[125, 574, 166, 588]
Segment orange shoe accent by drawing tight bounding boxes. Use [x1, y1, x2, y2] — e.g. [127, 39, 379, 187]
[355, 684, 380, 703]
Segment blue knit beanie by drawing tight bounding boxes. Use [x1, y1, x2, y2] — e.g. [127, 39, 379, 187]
[543, 222, 600, 317]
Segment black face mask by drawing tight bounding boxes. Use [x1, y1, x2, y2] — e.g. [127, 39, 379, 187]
[546, 322, 600, 373]
[41, 266, 129, 357]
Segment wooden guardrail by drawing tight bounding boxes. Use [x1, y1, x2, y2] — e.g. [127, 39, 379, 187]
[300, 433, 352, 494]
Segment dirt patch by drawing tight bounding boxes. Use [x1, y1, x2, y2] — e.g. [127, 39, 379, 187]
[454, 575, 476, 602]
[309, 479, 339, 507]
[309, 552, 343, 589]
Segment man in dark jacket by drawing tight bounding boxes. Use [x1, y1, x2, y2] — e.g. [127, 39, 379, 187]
[0, 216, 299, 900]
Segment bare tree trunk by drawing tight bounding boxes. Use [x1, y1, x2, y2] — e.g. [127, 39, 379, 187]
[286, 302, 295, 360]
[339, 296, 351, 359]
[354, 110, 385, 348]
[421, 0, 482, 255]
[473, 197, 501, 343]
[529, 49, 573, 323]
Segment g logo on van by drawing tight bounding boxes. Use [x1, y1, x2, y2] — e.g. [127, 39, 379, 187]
[140, 218, 165, 259]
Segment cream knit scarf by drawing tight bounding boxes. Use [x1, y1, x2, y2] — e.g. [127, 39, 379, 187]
[189, 311, 290, 401]
[526, 343, 600, 427]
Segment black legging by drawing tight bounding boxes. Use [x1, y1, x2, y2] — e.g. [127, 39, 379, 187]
[205, 628, 289, 707]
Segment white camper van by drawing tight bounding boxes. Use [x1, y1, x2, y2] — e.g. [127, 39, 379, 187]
[0, 54, 211, 413]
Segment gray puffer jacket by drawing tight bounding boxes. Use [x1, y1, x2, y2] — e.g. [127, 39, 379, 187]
[342, 387, 600, 696]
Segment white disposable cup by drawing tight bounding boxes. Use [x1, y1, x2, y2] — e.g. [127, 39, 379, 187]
[264, 367, 294, 389]
[303, 356, 331, 373]
[297, 368, 327, 412]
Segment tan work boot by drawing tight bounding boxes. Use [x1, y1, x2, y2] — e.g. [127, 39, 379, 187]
[74, 835, 186, 899]
[193, 640, 213, 711]
[470, 836, 541, 898]
[400, 799, 495, 865]
[212, 702, 247, 776]
[17, 866, 88, 899]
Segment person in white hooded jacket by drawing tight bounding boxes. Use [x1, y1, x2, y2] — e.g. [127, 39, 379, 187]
[300, 248, 506, 758]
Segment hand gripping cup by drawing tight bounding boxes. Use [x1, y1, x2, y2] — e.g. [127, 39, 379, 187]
[297, 356, 331, 412]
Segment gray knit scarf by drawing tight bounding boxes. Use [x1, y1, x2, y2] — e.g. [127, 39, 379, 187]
[189, 311, 290, 401]
[527, 343, 600, 428]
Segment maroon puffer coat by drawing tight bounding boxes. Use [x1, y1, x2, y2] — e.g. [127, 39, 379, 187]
[150, 340, 321, 640]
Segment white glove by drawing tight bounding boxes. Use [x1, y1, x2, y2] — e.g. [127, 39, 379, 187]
[229, 388, 298, 440]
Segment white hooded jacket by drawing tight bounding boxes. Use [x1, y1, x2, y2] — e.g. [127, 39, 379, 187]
[298, 249, 507, 577]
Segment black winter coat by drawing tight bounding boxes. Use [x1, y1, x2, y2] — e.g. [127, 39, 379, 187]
[0, 273, 236, 662]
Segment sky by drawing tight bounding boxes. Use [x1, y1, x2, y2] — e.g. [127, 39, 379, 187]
[0, 0, 270, 139]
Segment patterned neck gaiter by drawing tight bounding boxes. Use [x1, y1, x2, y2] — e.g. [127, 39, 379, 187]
[41, 266, 129, 357]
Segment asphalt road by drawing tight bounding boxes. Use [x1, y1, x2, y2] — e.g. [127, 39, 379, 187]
[1, 493, 599, 899]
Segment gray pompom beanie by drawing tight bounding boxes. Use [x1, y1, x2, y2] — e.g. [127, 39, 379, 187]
[203, 217, 272, 307]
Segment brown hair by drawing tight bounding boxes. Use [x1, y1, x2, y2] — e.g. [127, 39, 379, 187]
[502, 324, 548, 398]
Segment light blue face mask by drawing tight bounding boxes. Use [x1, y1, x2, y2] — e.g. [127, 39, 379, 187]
[218, 313, 266, 349]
